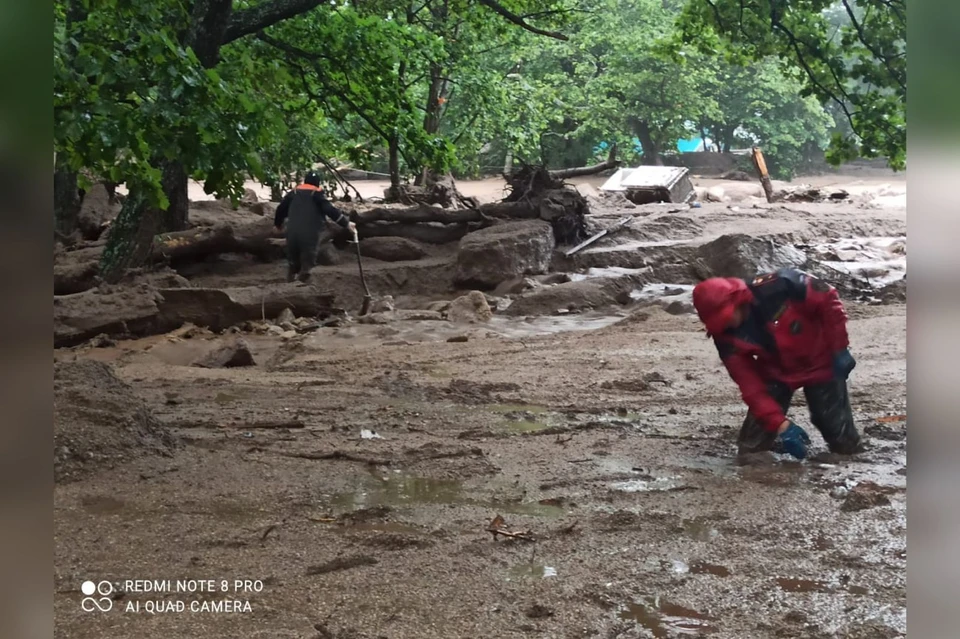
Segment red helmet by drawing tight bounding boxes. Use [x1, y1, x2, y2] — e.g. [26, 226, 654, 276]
[692, 278, 754, 335]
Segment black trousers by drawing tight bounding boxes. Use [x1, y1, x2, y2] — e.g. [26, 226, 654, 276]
[738, 380, 863, 455]
[286, 234, 318, 283]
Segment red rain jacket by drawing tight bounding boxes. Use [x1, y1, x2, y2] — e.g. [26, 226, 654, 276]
[693, 269, 850, 432]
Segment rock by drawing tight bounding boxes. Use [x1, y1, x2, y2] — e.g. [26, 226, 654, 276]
[267, 325, 285, 336]
[840, 485, 892, 512]
[503, 276, 639, 317]
[54, 360, 177, 483]
[241, 188, 259, 206]
[664, 300, 694, 315]
[537, 272, 572, 285]
[280, 330, 298, 340]
[192, 337, 256, 368]
[369, 296, 396, 313]
[426, 300, 451, 314]
[277, 307, 296, 324]
[77, 183, 121, 240]
[705, 186, 726, 202]
[695, 234, 806, 279]
[359, 237, 428, 262]
[493, 277, 539, 296]
[878, 278, 906, 304]
[357, 310, 444, 324]
[446, 335, 469, 343]
[447, 291, 493, 324]
[455, 220, 555, 289]
[721, 170, 753, 181]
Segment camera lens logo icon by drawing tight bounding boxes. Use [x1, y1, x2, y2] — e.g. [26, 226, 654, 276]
[81, 580, 114, 612]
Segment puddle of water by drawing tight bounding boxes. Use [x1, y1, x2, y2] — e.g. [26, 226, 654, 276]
[488, 404, 557, 433]
[776, 577, 831, 593]
[619, 596, 718, 636]
[682, 518, 720, 541]
[331, 475, 566, 517]
[80, 495, 126, 514]
[610, 476, 684, 493]
[508, 563, 557, 580]
[487, 404, 549, 414]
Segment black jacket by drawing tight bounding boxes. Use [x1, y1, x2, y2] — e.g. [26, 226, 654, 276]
[274, 184, 349, 239]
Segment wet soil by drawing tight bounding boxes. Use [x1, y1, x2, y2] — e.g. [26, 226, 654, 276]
[55, 180, 906, 638]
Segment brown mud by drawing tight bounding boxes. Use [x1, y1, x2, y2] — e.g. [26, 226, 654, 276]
[55, 175, 905, 638]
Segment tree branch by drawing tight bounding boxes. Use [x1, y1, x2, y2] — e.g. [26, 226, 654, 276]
[222, 0, 325, 45]
[840, 0, 906, 93]
[475, 0, 568, 40]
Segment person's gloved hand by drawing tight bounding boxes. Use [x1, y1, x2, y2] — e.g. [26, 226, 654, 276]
[776, 421, 811, 460]
[832, 348, 856, 380]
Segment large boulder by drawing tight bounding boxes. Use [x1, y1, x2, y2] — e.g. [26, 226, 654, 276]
[192, 337, 256, 368]
[455, 220, 555, 289]
[695, 234, 806, 279]
[359, 237, 428, 262]
[503, 276, 639, 317]
[447, 291, 493, 324]
[77, 183, 120, 240]
[54, 360, 177, 483]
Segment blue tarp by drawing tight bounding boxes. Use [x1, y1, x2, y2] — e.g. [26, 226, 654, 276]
[596, 136, 707, 155]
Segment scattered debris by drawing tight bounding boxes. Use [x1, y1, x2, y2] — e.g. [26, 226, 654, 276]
[487, 514, 536, 542]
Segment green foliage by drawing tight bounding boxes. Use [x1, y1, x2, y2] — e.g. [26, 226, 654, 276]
[679, 0, 906, 170]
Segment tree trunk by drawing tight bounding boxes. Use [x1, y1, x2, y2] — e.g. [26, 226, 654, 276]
[54, 158, 82, 239]
[160, 159, 190, 231]
[503, 150, 514, 174]
[634, 121, 662, 166]
[386, 136, 401, 199]
[99, 187, 160, 284]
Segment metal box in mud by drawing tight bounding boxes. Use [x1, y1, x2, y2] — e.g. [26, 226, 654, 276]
[600, 166, 695, 204]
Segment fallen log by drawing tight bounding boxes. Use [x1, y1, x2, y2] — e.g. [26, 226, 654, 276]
[549, 143, 620, 180]
[354, 204, 483, 224]
[157, 284, 337, 331]
[152, 218, 283, 264]
[54, 283, 337, 348]
[477, 201, 539, 219]
[359, 221, 472, 245]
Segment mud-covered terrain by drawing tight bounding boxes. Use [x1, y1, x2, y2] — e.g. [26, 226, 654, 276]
[54, 176, 906, 639]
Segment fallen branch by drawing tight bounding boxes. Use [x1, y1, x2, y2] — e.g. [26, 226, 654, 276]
[281, 450, 391, 465]
[550, 143, 620, 179]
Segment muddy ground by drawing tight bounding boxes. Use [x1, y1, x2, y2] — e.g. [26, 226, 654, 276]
[54, 175, 906, 638]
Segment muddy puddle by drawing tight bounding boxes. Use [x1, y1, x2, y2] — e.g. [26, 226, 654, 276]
[619, 595, 718, 636]
[330, 473, 567, 517]
[487, 403, 555, 433]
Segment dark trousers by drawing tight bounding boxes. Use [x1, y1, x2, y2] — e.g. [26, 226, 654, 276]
[286, 235, 318, 283]
[738, 380, 863, 455]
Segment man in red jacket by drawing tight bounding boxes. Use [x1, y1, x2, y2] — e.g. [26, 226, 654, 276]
[692, 269, 863, 459]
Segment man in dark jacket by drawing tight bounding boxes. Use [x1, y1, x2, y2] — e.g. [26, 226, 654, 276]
[692, 268, 863, 460]
[274, 171, 355, 282]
